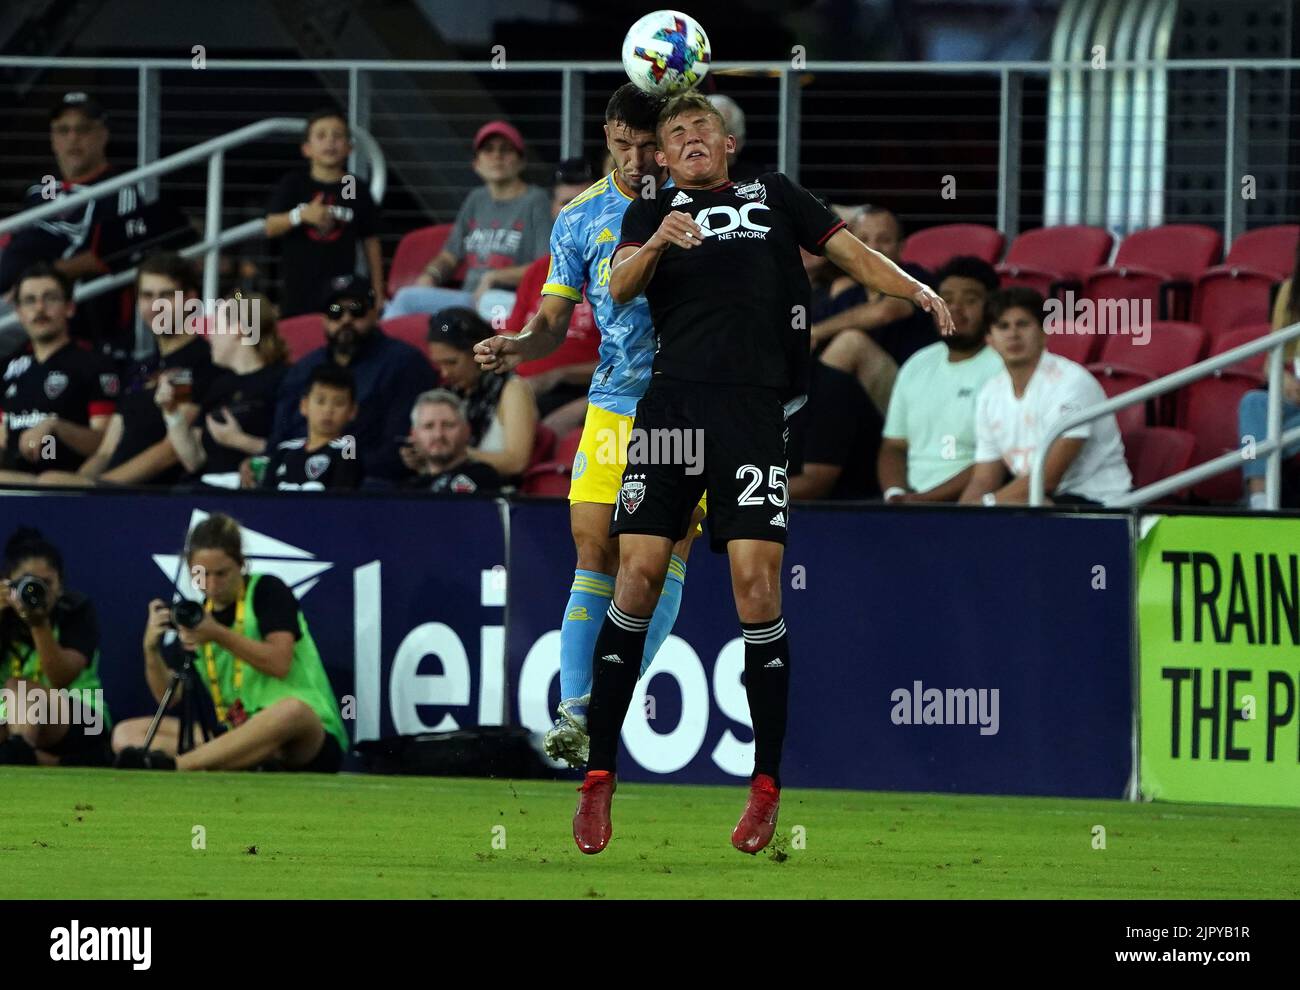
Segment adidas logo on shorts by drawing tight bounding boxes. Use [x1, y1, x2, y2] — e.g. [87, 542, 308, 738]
[764, 657, 785, 668]
[670, 190, 693, 207]
[602, 653, 624, 664]
[769, 512, 786, 528]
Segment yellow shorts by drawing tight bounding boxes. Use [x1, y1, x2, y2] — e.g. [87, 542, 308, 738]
[569, 403, 707, 523]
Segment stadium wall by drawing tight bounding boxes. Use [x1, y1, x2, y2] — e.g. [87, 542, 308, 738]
[1, 489, 1135, 799]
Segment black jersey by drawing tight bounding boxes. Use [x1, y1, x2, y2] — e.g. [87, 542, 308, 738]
[1, 339, 119, 472]
[403, 458, 501, 494]
[616, 172, 845, 396]
[263, 436, 362, 491]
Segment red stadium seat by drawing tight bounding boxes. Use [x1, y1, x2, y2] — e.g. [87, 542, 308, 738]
[1090, 372, 1150, 433]
[380, 313, 430, 353]
[901, 224, 1005, 271]
[1043, 322, 1100, 364]
[1084, 225, 1222, 321]
[996, 225, 1114, 296]
[278, 312, 325, 362]
[1192, 268, 1277, 338]
[1089, 321, 1206, 426]
[1180, 371, 1265, 503]
[1221, 224, 1299, 279]
[527, 423, 557, 471]
[1208, 323, 1273, 377]
[1121, 426, 1196, 491]
[387, 224, 470, 294]
[521, 426, 581, 496]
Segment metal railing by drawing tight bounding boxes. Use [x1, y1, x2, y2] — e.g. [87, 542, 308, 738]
[0, 116, 385, 333]
[1029, 322, 1300, 510]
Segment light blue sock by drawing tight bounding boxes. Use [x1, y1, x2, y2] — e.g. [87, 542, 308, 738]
[560, 569, 614, 702]
[641, 555, 687, 677]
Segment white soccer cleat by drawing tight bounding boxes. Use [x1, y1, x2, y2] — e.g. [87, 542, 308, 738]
[543, 695, 590, 767]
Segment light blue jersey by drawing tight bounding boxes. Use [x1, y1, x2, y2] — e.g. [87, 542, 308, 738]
[542, 171, 654, 417]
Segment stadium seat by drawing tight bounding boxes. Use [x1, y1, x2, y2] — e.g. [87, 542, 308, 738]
[996, 225, 1114, 297]
[521, 426, 581, 496]
[380, 313, 430, 352]
[1088, 321, 1206, 427]
[1208, 323, 1273, 377]
[1084, 224, 1222, 321]
[1219, 224, 1299, 279]
[527, 423, 557, 471]
[278, 312, 325, 362]
[1121, 426, 1196, 492]
[387, 224, 469, 294]
[1192, 268, 1278, 339]
[901, 224, 1005, 271]
[1043, 322, 1099, 364]
[1179, 371, 1265, 503]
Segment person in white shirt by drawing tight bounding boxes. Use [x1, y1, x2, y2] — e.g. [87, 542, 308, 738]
[960, 287, 1131, 506]
[879, 257, 1004, 503]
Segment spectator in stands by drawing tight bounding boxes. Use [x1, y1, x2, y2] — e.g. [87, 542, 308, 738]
[505, 161, 601, 435]
[960, 287, 1131, 506]
[1239, 255, 1300, 509]
[114, 512, 347, 772]
[879, 257, 1004, 503]
[0, 526, 111, 766]
[0, 92, 191, 363]
[788, 361, 883, 500]
[384, 121, 551, 324]
[410, 307, 537, 481]
[165, 292, 289, 489]
[38, 252, 219, 487]
[403, 389, 501, 494]
[265, 108, 384, 318]
[0, 264, 117, 484]
[260, 365, 361, 492]
[812, 205, 938, 391]
[706, 94, 751, 178]
[266, 275, 438, 482]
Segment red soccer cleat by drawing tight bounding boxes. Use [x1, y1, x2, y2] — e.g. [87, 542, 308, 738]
[573, 770, 616, 854]
[731, 773, 781, 854]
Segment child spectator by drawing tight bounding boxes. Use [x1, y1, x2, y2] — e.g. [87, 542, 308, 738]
[265, 109, 384, 317]
[260, 364, 361, 492]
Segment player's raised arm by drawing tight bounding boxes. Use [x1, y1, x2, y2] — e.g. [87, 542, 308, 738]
[474, 293, 576, 374]
[608, 210, 704, 304]
[823, 227, 956, 335]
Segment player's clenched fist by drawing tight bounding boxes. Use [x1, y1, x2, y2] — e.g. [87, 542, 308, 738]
[473, 335, 522, 374]
[912, 283, 956, 336]
[650, 210, 706, 251]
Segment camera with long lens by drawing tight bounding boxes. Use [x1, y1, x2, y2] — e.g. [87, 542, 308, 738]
[13, 575, 50, 612]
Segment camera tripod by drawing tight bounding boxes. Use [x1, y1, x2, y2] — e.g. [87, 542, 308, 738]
[140, 649, 219, 755]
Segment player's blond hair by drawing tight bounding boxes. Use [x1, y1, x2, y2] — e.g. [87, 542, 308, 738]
[657, 91, 727, 140]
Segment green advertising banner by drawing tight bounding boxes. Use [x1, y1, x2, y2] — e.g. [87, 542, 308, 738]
[1138, 514, 1300, 807]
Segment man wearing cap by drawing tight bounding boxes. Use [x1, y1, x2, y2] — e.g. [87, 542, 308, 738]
[385, 120, 550, 326]
[0, 93, 147, 360]
[265, 275, 438, 481]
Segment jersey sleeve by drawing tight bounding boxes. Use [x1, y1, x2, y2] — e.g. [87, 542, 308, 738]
[541, 211, 585, 303]
[1055, 370, 1104, 441]
[615, 195, 658, 255]
[771, 173, 845, 254]
[881, 362, 911, 441]
[251, 575, 301, 640]
[973, 382, 1001, 463]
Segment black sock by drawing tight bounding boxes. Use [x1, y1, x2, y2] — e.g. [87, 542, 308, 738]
[585, 602, 651, 772]
[742, 616, 790, 788]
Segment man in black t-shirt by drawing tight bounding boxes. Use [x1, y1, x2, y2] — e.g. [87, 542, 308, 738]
[402, 389, 500, 494]
[571, 92, 954, 858]
[0, 265, 118, 481]
[265, 110, 383, 318]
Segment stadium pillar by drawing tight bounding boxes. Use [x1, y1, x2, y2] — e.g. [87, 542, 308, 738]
[137, 66, 160, 202]
[778, 67, 800, 182]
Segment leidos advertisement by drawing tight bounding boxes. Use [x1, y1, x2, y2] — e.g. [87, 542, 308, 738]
[1138, 514, 1300, 807]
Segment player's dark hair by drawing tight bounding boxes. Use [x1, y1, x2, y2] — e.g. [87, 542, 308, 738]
[3, 526, 63, 580]
[305, 108, 349, 142]
[306, 362, 356, 401]
[186, 513, 244, 567]
[427, 307, 492, 353]
[934, 256, 1000, 293]
[605, 83, 665, 134]
[657, 91, 725, 138]
[14, 262, 72, 303]
[138, 251, 200, 296]
[988, 286, 1047, 328]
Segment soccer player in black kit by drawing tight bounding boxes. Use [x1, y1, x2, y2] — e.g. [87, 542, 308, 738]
[573, 92, 954, 855]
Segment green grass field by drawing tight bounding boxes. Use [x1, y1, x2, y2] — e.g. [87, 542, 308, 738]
[5, 768, 1298, 899]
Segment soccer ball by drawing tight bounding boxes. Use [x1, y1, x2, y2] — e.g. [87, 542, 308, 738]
[621, 10, 712, 96]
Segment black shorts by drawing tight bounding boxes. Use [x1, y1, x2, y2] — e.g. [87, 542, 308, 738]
[610, 379, 790, 553]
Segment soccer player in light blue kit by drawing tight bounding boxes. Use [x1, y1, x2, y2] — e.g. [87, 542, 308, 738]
[475, 85, 702, 766]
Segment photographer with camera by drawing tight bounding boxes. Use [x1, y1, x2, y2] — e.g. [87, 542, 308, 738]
[0, 526, 112, 765]
[113, 512, 347, 771]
